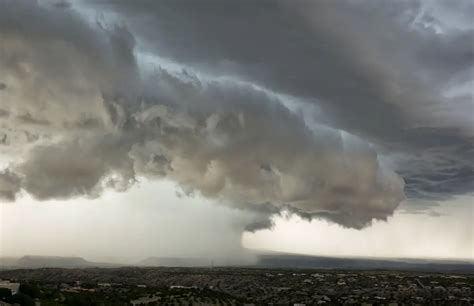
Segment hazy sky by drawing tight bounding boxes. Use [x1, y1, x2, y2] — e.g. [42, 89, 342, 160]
[0, 0, 473, 262]
[2, 180, 473, 262]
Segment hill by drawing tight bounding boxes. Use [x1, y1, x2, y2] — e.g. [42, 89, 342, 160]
[17, 255, 89, 268]
[139, 257, 212, 267]
[255, 252, 474, 273]
[0, 256, 122, 269]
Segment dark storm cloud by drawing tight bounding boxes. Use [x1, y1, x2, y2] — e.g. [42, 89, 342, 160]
[0, 0, 472, 228]
[15, 134, 136, 200]
[0, 170, 21, 201]
[126, 70, 404, 228]
[85, 0, 474, 203]
[2, 67, 407, 228]
[88, 0, 472, 120]
[0, 109, 9, 118]
[391, 128, 474, 200]
[0, 0, 139, 133]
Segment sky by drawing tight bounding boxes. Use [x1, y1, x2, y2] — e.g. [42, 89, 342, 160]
[0, 0, 473, 262]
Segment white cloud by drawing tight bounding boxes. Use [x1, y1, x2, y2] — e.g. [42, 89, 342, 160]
[243, 196, 474, 260]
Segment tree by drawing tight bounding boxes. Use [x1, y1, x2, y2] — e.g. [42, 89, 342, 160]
[0, 288, 12, 300]
[19, 282, 41, 298]
[10, 293, 35, 306]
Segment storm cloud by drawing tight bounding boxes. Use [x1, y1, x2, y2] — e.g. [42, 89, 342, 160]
[0, 0, 472, 230]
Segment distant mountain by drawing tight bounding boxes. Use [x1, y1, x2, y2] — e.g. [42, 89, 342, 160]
[139, 257, 213, 267]
[255, 252, 474, 273]
[0, 257, 20, 270]
[17, 255, 89, 268]
[0, 256, 123, 269]
[2, 253, 472, 273]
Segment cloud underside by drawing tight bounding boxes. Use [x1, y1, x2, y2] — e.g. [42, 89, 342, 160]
[0, 0, 472, 230]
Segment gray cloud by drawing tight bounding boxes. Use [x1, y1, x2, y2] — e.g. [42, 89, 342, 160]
[14, 134, 135, 200]
[0, 0, 138, 136]
[0, 0, 471, 231]
[84, 0, 474, 203]
[2, 65, 406, 229]
[127, 71, 405, 228]
[0, 170, 22, 201]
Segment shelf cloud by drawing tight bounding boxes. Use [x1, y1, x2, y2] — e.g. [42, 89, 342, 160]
[0, 0, 472, 230]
